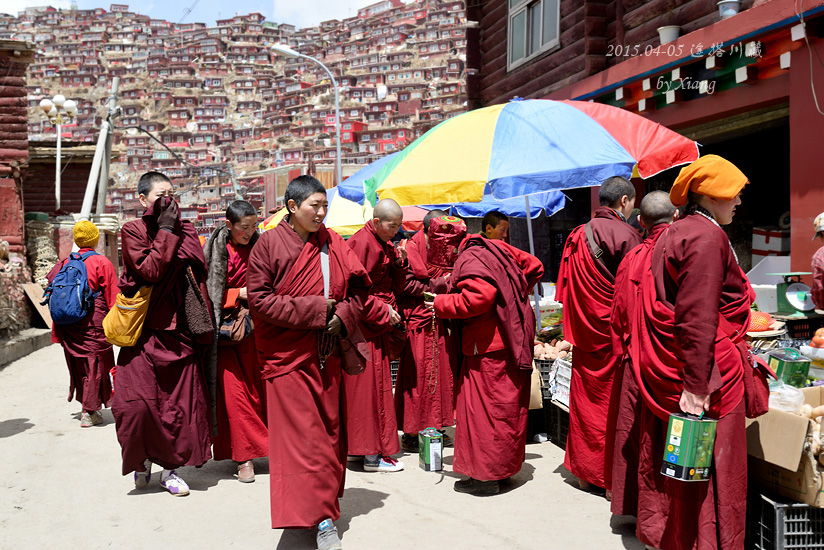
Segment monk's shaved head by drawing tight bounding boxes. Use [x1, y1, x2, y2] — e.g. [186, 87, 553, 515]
[374, 198, 403, 222]
[640, 190, 677, 228]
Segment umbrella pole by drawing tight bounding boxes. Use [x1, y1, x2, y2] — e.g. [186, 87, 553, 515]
[525, 196, 541, 332]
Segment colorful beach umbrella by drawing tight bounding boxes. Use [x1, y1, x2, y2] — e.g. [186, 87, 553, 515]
[364, 99, 700, 205]
[338, 151, 566, 218]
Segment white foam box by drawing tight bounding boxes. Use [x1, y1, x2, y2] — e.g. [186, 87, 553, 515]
[752, 284, 779, 313]
[753, 226, 791, 257]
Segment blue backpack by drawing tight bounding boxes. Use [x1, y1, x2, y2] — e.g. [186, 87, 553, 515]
[42, 251, 100, 325]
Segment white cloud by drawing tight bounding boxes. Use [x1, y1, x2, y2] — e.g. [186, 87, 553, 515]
[271, 0, 365, 28]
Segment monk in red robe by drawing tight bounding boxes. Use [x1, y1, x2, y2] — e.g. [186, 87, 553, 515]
[556, 176, 642, 492]
[395, 213, 465, 451]
[46, 220, 117, 428]
[608, 191, 677, 517]
[205, 200, 267, 483]
[247, 176, 369, 550]
[112, 171, 213, 497]
[632, 155, 754, 550]
[344, 198, 408, 472]
[429, 236, 543, 495]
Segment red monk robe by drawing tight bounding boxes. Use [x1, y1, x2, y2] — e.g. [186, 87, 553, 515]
[205, 227, 268, 464]
[47, 248, 118, 414]
[248, 220, 369, 529]
[112, 202, 213, 475]
[435, 236, 543, 482]
[344, 219, 406, 457]
[395, 222, 461, 434]
[556, 206, 642, 489]
[608, 223, 668, 516]
[632, 213, 751, 550]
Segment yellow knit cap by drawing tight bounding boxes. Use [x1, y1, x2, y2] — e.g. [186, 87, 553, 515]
[73, 220, 99, 248]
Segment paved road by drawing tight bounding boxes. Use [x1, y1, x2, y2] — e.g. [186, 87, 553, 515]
[0, 343, 643, 549]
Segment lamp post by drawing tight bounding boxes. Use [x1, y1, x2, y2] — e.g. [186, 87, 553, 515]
[272, 44, 342, 185]
[39, 94, 77, 212]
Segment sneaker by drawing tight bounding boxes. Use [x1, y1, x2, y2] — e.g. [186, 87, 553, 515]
[453, 477, 500, 496]
[401, 434, 419, 452]
[317, 518, 343, 550]
[159, 470, 190, 496]
[80, 410, 103, 427]
[134, 460, 152, 489]
[363, 455, 404, 472]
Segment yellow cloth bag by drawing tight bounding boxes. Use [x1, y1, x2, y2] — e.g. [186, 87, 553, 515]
[103, 286, 153, 347]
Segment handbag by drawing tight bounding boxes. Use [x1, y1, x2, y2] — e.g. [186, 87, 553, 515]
[219, 304, 253, 342]
[529, 362, 544, 410]
[318, 241, 369, 375]
[183, 266, 214, 341]
[717, 313, 776, 418]
[103, 285, 153, 347]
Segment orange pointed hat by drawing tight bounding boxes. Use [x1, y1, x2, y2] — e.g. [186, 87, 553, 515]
[669, 154, 749, 207]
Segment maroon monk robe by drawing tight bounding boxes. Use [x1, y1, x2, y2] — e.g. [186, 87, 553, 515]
[248, 219, 369, 529]
[608, 223, 668, 516]
[555, 206, 642, 489]
[212, 240, 268, 463]
[112, 202, 213, 475]
[344, 219, 406, 456]
[395, 229, 455, 433]
[47, 248, 118, 413]
[632, 213, 751, 550]
[435, 237, 543, 482]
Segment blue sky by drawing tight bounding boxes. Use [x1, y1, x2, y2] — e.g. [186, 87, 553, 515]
[6, 0, 371, 28]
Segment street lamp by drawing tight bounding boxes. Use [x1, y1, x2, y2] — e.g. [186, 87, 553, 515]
[39, 94, 78, 211]
[272, 43, 342, 185]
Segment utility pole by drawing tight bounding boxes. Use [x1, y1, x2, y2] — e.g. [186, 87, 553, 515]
[227, 164, 243, 200]
[96, 76, 120, 215]
[80, 77, 120, 220]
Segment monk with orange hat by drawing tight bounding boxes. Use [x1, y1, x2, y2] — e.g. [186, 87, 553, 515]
[630, 155, 764, 550]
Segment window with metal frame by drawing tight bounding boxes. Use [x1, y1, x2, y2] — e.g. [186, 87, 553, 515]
[508, 0, 560, 71]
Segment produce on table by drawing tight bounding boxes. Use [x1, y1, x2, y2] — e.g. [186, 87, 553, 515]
[749, 311, 773, 332]
[812, 333, 824, 348]
[533, 339, 571, 361]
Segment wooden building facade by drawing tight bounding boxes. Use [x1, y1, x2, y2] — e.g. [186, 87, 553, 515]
[468, 0, 824, 276]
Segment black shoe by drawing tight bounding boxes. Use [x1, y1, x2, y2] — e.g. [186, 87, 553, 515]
[453, 477, 500, 495]
[401, 434, 419, 452]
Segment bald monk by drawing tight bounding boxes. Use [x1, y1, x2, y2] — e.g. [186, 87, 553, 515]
[45, 220, 117, 428]
[112, 171, 213, 497]
[247, 175, 370, 550]
[344, 198, 408, 472]
[395, 211, 466, 451]
[608, 191, 677, 516]
[556, 176, 642, 493]
[632, 156, 764, 550]
[428, 236, 543, 495]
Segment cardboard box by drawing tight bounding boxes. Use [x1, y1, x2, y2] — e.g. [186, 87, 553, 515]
[752, 226, 791, 258]
[746, 386, 824, 507]
[661, 413, 717, 482]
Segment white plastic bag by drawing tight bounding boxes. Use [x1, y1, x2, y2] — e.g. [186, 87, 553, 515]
[768, 382, 805, 414]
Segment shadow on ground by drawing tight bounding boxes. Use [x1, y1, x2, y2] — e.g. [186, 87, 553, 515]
[0, 418, 34, 438]
[274, 487, 390, 550]
[126, 457, 270, 496]
[611, 515, 645, 550]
